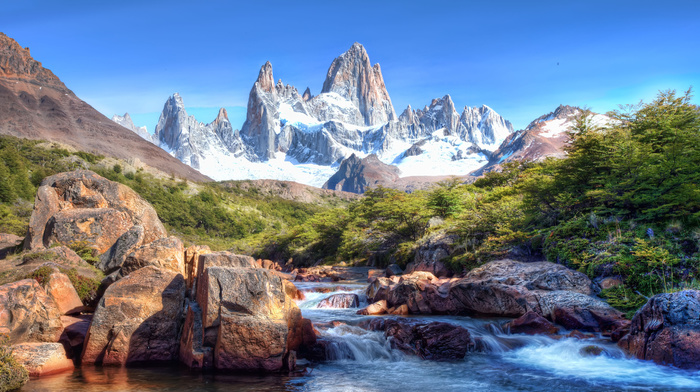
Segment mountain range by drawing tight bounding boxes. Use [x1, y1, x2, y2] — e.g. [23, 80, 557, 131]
[0, 32, 610, 192]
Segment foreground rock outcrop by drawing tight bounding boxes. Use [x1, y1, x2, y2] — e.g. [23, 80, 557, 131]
[618, 290, 700, 369]
[82, 266, 185, 365]
[193, 266, 304, 371]
[25, 170, 167, 255]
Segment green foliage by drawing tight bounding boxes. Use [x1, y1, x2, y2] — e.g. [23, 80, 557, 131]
[0, 334, 28, 392]
[62, 268, 100, 305]
[66, 241, 99, 265]
[26, 265, 54, 287]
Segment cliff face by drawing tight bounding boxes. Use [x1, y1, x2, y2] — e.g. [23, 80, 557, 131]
[0, 33, 210, 182]
[321, 42, 396, 126]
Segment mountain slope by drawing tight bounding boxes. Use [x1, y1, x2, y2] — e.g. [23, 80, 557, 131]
[472, 105, 612, 175]
[0, 32, 210, 182]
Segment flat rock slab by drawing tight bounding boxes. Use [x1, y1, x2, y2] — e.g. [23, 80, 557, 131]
[12, 343, 74, 377]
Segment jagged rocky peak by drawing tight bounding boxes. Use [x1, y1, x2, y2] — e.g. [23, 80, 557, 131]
[416, 95, 461, 134]
[111, 113, 154, 144]
[321, 42, 396, 126]
[302, 87, 312, 101]
[461, 104, 514, 149]
[256, 61, 275, 93]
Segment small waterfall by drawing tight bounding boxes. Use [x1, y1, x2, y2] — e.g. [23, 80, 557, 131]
[323, 325, 403, 362]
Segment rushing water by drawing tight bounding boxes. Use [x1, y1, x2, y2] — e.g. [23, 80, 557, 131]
[23, 280, 700, 391]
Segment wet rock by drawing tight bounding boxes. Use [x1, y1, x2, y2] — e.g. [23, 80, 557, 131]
[505, 311, 559, 335]
[97, 225, 145, 274]
[0, 279, 62, 343]
[45, 271, 84, 315]
[357, 300, 388, 315]
[11, 343, 74, 377]
[318, 293, 360, 309]
[294, 266, 364, 282]
[618, 290, 700, 369]
[179, 300, 212, 369]
[363, 318, 474, 360]
[25, 170, 166, 253]
[366, 277, 392, 302]
[389, 304, 410, 315]
[579, 345, 606, 357]
[195, 266, 305, 371]
[119, 236, 185, 277]
[81, 266, 185, 365]
[367, 269, 385, 281]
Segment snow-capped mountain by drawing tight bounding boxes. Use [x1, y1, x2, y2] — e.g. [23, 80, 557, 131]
[141, 42, 516, 189]
[473, 105, 612, 175]
[111, 113, 156, 144]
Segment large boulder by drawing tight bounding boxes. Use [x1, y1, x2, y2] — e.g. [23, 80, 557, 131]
[0, 279, 63, 343]
[119, 236, 185, 277]
[81, 266, 185, 365]
[179, 300, 212, 369]
[11, 343, 74, 377]
[194, 266, 303, 371]
[404, 232, 457, 278]
[25, 170, 166, 253]
[363, 318, 474, 360]
[195, 252, 256, 282]
[618, 290, 700, 369]
[504, 311, 559, 335]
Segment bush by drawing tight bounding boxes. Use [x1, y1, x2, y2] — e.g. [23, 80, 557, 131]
[0, 334, 28, 391]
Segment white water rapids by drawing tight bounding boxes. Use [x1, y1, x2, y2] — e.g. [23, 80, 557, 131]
[291, 281, 700, 392]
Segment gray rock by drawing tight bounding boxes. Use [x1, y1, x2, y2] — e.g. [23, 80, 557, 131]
[97, 225, 145, 274]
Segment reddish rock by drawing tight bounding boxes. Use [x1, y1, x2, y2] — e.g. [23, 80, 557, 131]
[385, 264, 403, 278]
[195, 266, 305, 371]
[367, 269, 384, 281]
[45, 271, 83, 315]
[119, 236, 185, 277]
[357, 300, 388, 315]
[318, 293, 360, 309]
[390, 304, 410, 315]
[81, 266, 185, 366]
[366, 277, 392, 302]
[405, 232, 456, 278]
[195, 252, 256, 284]
[25, 170, 167, 253]
[43, 208, 134, 255]
[618, 290, 700, 369]
[184, 245, 211, 294]
[0, 279, 62, 343]
[283, 280, 305, 301]
[11, 343, 74, 377]
[505, 311, 559, 335]
[363, 318, 474, 360]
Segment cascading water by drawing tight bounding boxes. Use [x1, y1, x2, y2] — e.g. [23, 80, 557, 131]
[293, 281, 700, 392]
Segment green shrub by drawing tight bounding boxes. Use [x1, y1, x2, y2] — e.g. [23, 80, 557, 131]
[0, 334, 28, 391]
[26, 265, 53, 287]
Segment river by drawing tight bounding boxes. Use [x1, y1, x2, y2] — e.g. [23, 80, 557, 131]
[22, 280, 700, 391]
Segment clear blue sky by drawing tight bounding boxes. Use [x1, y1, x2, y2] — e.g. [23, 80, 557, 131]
[2, 0, 698, 132]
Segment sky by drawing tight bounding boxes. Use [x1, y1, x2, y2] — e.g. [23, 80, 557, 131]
[2, 0, 698, 132]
